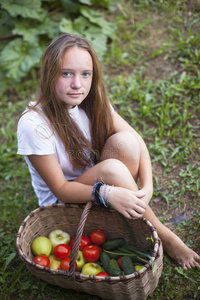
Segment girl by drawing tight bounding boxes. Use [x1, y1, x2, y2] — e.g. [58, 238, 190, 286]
[17, 33, 200, 270]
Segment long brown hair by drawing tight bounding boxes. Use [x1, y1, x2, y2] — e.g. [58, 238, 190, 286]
[29, 33, 114, 168]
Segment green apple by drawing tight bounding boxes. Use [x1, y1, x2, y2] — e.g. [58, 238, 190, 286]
[48, 254, 61, 270]
[76, 250, 86, 272]
[81, 262, 103, 276]
[49, 229, 70, 254]
[135, 265, 144, 271]
[31, 236, 52, 256]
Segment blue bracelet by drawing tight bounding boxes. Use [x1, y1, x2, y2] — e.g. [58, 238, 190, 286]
[91, 181, 104, 205]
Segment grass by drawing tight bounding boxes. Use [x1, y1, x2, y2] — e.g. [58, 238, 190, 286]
[1, 0, 200, 299]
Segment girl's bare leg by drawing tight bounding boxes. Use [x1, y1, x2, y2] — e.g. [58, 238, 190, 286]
[76, 131, 200, 269]
[143, 206, 200, 270]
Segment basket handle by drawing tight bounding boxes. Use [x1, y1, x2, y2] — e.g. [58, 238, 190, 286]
[68, 200, 94, 276]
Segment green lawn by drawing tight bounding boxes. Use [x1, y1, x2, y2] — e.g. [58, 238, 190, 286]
[0, 1, 200, 299]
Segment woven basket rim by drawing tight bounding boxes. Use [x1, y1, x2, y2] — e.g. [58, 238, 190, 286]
[16, 203, 161, 282]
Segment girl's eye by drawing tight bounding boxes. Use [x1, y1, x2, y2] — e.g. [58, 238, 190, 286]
[82, 72, 92, 78]
[63, 72, 72, 77]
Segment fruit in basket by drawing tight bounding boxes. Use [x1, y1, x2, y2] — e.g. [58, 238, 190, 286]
[54, 243, 71, 260]
[135, 265, 144, 271]
[33, 254, 50, 267]
[95, 271, 110, 281]
[69, 235, 91, 250]
[48, 254, 61, 270]
[76, 250, 86, 271]
[60, 257, 77, 271]
[90, 229, 106, 246]
[31, 236, 52, 256]
[49, 229, 70, 254]
[82, 245, 101, 262]
[117, 257, 123, 270]
[81, 262, 103, 275]
[96, 271, 109, 276]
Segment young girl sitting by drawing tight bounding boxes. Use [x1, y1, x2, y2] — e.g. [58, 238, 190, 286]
[17, 33, 200, 270]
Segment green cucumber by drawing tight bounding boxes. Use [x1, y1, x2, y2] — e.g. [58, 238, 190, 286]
[121, 256, 136, 275]
[100, 252, 110, 274]
[109, 259, 122, 276]
[102, 238, 125, 251]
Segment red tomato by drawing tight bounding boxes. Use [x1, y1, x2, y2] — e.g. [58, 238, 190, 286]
[33, 255, 50, 267]
[69, 237, 75, 248]
[82, 245, 101, 262]
[60, 257, 77, 271]
[117, 257, 123, 271]
[80, 236, 91, 250]
[54, 244, 71, 260]
[90, 229, 106, 246]
[96, 271, 109, 277]
[69, 236, 91, 250]
[96, 271, 109, 281]
[96, 246, 102, 254]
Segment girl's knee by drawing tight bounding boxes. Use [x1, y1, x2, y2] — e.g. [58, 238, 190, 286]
[99, 158, 129, 178]
[101, 131, 140, 161]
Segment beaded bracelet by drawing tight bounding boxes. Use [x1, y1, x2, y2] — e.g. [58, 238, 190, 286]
[91, 180, 113, 208]
[91, 180, 104, 205]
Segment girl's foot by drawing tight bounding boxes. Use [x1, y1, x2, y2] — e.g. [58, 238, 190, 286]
[162, 232, 200, 270]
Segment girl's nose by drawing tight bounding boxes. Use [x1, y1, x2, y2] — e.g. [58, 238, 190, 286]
[71, 75, 81, 89]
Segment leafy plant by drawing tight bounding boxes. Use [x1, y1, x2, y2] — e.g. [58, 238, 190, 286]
[0, 0, 117, 92]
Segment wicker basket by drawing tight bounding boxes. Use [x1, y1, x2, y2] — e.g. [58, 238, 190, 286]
[16, 201, 163, 300]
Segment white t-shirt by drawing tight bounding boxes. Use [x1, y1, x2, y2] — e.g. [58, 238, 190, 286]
[17, 105, 94, 206]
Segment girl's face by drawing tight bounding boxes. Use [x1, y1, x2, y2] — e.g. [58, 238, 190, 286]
[55, 46, 93, 109]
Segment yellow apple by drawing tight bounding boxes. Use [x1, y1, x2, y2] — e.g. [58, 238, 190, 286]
[81, 263, 103, 276]
[48, 254, 61, 270]
[135, 265, 144, 271]
[76, 250, 86, 272]
[31, 236, 52, 256]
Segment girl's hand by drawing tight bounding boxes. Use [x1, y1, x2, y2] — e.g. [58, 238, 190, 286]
[108, 186, 147, 219]
[132, 187, 153, 206]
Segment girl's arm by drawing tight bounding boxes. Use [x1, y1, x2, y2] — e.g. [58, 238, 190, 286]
[28, 154, 93, 203]
[112, 111, 153, 204]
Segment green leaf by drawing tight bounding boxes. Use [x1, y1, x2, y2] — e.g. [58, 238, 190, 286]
[60, 0, 81, 14]
[74, 16, 108, 59]
[175, 267, 197, 283]
[80, 6, 116, 36]
[13, 18, 60, 42]
[1, 0, 47, 21]
[79, 0, 93, 5]
[117, 212, 137, 246]
[59, 16, 108, 59]
[0, 10, 15, 37]
[3, 252, 16, 272]
[0, 38, 42, 81]
[59, 18, 75, 34]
